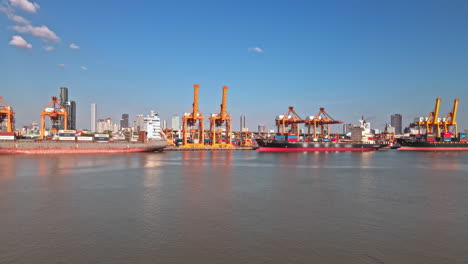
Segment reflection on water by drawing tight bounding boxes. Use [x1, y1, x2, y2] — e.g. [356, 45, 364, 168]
[0, 151, 467, 263]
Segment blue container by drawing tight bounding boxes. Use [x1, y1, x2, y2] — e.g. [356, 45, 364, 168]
[274, 136, 286, 141]
[459, 133, 467, 139]
[443, 137, 451, 142]
[322, 138, 332, 142]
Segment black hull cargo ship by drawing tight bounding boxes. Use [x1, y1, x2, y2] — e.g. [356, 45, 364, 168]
[397, 138, 468, 151]
[256, 138, 386, 152]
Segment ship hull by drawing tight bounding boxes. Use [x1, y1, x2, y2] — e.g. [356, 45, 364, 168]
[256, 139, 385, 152]
[0, 140, 167, 154]
[397, 138, 468, 151]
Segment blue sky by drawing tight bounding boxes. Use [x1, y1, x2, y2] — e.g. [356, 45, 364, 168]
[1, 0, 468, 131]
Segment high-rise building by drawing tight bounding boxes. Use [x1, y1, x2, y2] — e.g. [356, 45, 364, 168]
[240, 115, 246, 131]
[134, 114, 145, 132]
[57, 87, 76, 130]
[385, 123, 396, 134]
[391, 114, 402, 134]
[171, 115, 180, 131]
[91, 104, 97, 132]
[162, 120, 167, 130]
[343, 123, 354, 134]
[59, 87, 68, 104]
[258, 124, 266, 133]
[120, 114, 129, 128]
[69, 101, 76, 130]
[97, 118, 114, 133]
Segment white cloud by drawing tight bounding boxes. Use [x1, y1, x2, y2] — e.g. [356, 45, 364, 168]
[43, 45, 54, 51]
[9, 0, 40, 13]
[9, 35, 32, 49]
[248, 47, 264, 53]
[69, 43, 80, 50]
[0, 5, 29, 24]
[13, 24, 60, 42]
[11, 14, 29, 24]
[58, 64, 65, 68]
[80, 66, 88, 70]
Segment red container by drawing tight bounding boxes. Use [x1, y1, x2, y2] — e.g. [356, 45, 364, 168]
[460, 139, 468, 142]
[332, 138, 339, 142]
[287, 138, 298, 142]
[0, 132, 14, 136]
[426, 137, 436, 142]
[442, 132, 452, 137]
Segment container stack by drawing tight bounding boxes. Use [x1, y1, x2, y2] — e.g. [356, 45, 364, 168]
[274, 135, 286, 141]
[426, 132, 436, 142]
[0, 132, 15, 140]
[287, 133, 298, 142]
[94, 134, 110, 143]
[58, 130, 76, 141]
[459, 133, 468, 142]
[77, 136, 93, 141]
[442, 132, 452, 142]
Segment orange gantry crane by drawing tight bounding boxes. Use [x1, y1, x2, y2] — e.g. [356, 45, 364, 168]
[275, 106, 302, 134]
[181, 84, 204, 147]
[304, 107, 343, 139]
[209, 86, 233, 148]
[0, 96, 15, 132]
[440, 99, 460, 136]
[40, 96, 68, 140]
[414, 98, 442, 136]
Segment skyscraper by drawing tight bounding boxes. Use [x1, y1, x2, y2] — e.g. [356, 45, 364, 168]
[258, 124, 266, 133]
[134, 114, 145, 132]
[240, 115, 246, 131]
[120, 114, 129, 128]
[171, 115, 180, 131]
[91, 104, 97, 132]
[59, 87, 68, 104]
[57, 87, 76, 130]
[69, 101, 76, 130]
[391, 114, 402, 134]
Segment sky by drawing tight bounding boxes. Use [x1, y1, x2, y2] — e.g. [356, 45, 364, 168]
[1, 0, 468, 132]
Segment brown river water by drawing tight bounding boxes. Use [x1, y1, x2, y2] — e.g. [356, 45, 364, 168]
[0, 150, 467, 263]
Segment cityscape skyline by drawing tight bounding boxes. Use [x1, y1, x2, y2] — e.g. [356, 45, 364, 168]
[1, 1, 468, 131]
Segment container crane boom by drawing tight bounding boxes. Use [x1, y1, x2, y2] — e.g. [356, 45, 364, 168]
[40, 96, 68, 140]
[181, 84, 204, 146]
[209, 86, 233, 147]
[0, 96, 15, 132]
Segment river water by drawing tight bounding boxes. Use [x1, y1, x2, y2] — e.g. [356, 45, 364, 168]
[0, 150, 467, 263]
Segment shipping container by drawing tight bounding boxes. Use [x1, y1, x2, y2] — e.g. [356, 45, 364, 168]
[0, 135, 15, 140]
[59, 133, 76, 137]
[459, 133, 467, 139]
[77, 136, 93, 141]
[322, 138, 332, 142]
[58, 137, 75, 141]
[426, 137, 436, 142]
[94, 134, 110, 138]
[443, 137, 452, 142]
[460, 139, 468, 142]
[0, 132, 14, 136]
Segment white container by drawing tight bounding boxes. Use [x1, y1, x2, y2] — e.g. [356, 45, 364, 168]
[0, 136, 15, 140]
[77, 136, 93, 141]
[59, 137, 75, 141]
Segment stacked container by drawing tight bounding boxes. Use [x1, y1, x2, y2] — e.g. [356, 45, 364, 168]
[94, 134, 110, 143]
[459, 133, 467, 142]
[287, 133, 298, 142]
[426, 132, 436, 142]
[58, 130, 76, 141]
[0, 132, 15, 140]
[274, 135, 286, 141]
[442, 132, 452, 142]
